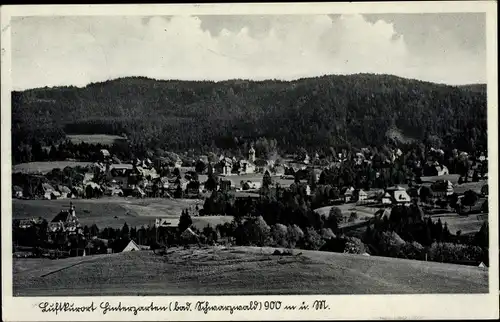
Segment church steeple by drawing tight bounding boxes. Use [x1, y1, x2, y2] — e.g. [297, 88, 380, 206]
[248, 146, 256, 163]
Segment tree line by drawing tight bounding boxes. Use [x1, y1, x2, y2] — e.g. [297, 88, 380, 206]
[12, 74, 486, 163]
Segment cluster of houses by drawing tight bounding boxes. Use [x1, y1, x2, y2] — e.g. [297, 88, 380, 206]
[12, 145, 487, 206]
[214, 147, 287, 176]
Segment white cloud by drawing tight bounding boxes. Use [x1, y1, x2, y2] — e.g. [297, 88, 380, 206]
[11, 14, 485, 90]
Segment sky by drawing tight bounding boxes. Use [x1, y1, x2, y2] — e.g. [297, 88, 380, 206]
[11, 13, 486, 90]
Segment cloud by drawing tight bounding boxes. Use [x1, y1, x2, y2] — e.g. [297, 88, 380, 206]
[11, 14, 485, 90]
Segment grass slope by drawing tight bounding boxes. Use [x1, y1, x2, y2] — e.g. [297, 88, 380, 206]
[12, 198, 231, 229]
[13, 246, 488, 296]
[12, 161, 92, 174]
[67, 134, 126, 145]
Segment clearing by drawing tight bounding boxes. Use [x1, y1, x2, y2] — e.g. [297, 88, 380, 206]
[430, 213, 488, 235]
[314, 203, 380, 219]
[12, 161, 92, 174]
[12, 197, 232, 229]
[66, 134, 127, 146]
[12, 246, 488, 296]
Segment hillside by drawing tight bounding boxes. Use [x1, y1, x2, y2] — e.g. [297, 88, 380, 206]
[12, 74, 487, 157]
[13, 246, 488, 296]
[12, 198, 228, 230]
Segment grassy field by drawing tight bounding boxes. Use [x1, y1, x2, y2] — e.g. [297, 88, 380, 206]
[12, 161, 92, 174]
[201, 173, 295, 188]
[314, 203, 381, 218]
[12, 197, 232, 229]
[67, 134, 127, 145]
[453, 181, 487, 194]
[430, 213, 488, 235]
[12, 246, 488, 296]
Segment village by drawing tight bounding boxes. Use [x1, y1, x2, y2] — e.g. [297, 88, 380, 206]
[12, 140, 489, 265]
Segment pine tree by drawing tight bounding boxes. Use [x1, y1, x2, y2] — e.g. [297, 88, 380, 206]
[263, 170, 272, 189]
[179, 209, 193, 232]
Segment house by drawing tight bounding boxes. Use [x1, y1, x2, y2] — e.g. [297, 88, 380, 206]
[343, 187, 355, 203]
[82, 172, 95, 184]
[355, 189, 368, 202]
[156, 217, 180, 231]
[273, 165, 285, 176]
[431, 180, 454, 197]
[174, 159, 183, 168]
[12, 185, 23, 198]
[48, 203, 83, 237]
[104, 186, 124, 197]
[381, 192, 393, 205]
[423, 161, 449, 176]
[243, 181, 261, 190]
[181, 227, 199, 244]
[57, 185, 73, 199]
[100, 149, 111, 159]
[215, 157, 233, 176]
[383, 186, 411, 205]
[219, 179, 233, 192]
[42, 183, 61, 200]
[239, 160, 256, 174]
[122, 240, 141, 252]
[18, 218, 43, 229]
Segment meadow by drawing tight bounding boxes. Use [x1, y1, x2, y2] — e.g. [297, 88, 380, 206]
[12, 161, 92, 174]
[12, 245, 488, 296]
[12, 197, 232, 230]
[66, 134, 127, 145]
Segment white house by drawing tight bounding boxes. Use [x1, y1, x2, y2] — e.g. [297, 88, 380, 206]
[239, 160, 256, 174]
[122, 240, 141, 252]
[343, 187, 355, 203]
[381, 192, 393, 205]
[357, 189, 368, 202]
[383, 186, 411, 205]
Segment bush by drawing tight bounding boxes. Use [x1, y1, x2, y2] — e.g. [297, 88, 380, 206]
[270, 224, 289, 248]
[429, 242, 485, 264]
[320, 228, 336, 240]
[286, 224, 304, 248]
[235, 216, 271, 246]
[202, 225, 219, 245]
[399, 241, 425, 260]
[301, 227, 325, 250]
[343, 237, 367, 254]
[378, 231, 406, 257]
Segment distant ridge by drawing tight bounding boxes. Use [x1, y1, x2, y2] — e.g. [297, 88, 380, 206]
[12, 73, 487, 155]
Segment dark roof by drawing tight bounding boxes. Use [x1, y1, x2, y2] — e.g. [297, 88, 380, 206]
[51, 211, 70, 223]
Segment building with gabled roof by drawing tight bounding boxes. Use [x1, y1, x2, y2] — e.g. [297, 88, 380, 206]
[121, 239, 141, 252]
[381, 186, 411, 205]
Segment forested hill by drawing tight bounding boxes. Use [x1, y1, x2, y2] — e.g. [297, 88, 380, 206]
[12, 74, 487, 156]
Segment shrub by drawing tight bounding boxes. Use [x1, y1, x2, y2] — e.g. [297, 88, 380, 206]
[348, 212, 358, 222]
[202, 225, 219, 245]
[270, 224, 289, 248]
[286, 224, 304, 248]
[328, 207, 343, 229]
[236, 216, 271, 247]
[320, 228, 336, 240]
[301, 227, 325, 250]
[399, 241, 425, 260]
[343, 237, 367, 254]
[378, 231, 406, 257]
[429, 242, 485, 264]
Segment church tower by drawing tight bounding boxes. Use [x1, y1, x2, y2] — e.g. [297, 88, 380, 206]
[248, 146, 256, 163]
